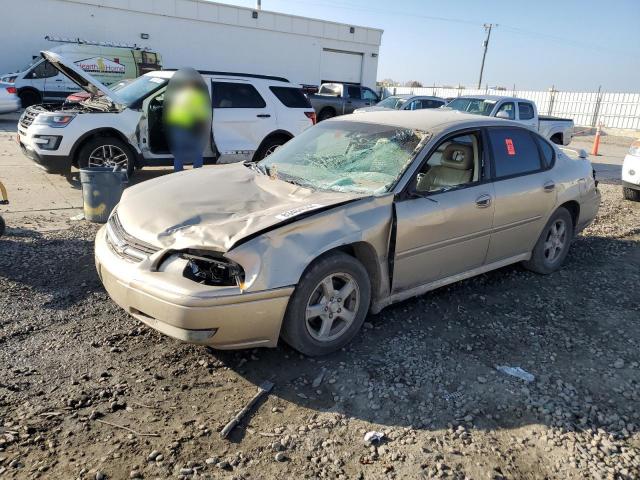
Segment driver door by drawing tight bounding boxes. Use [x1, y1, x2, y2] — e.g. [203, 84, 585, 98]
[393, 130, 495, 291]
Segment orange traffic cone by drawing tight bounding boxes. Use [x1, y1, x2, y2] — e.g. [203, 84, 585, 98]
[591, 123, 602, 156]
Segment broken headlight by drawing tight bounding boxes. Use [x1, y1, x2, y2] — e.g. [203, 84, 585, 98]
[180, 250, 245, 287]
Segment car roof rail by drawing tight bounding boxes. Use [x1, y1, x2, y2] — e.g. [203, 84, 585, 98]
[163, 69, 289, 83]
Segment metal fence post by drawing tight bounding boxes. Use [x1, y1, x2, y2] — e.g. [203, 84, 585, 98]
[547, 86, 556, 116]
[591, 85, 603, 127]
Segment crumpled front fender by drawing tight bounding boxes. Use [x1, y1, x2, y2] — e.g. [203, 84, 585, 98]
[225, 194, 395, 298]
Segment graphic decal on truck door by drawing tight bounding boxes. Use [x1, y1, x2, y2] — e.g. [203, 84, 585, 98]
[75, 57, 126, 76]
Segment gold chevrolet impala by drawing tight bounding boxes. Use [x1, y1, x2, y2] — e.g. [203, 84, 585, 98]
[95, 110, 600, 356]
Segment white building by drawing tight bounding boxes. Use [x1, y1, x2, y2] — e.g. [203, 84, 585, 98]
[1, 0, 383, 87]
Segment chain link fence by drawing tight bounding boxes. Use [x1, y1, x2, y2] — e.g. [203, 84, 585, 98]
[380, 86, 640, 130]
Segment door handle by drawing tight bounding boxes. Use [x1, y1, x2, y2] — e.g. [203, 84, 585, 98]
[55, 79, 63, 82]
[256, 114, 271, 118]
[543, 181, 555, 192]
[475, 194, 492, 208]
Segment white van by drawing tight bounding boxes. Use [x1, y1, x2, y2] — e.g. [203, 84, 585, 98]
[1, 38, 161, 108]
[17, 51, 316, 176]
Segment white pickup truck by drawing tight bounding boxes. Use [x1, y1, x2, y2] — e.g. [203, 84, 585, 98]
[445, 95, 574, 145]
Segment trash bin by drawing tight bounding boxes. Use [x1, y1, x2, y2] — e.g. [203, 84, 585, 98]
[79, 167, 127, 223]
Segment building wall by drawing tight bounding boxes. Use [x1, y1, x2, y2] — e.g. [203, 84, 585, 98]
[1, 0, 382, 87]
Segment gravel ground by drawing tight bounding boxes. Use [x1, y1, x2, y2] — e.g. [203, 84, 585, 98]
[0, 183, 639, 480]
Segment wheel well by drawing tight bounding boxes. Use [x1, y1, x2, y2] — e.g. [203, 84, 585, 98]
[252, 130, 293, 161]
[319, 107, 336, 117]
[17, 87, 41, 102]
[71, 129, 137, 168]
[559, 200, 580, 229]
[550, 133, 563, 145]
[314, 243, 382, 303]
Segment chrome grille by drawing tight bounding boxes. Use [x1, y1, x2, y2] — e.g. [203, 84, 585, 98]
[19, 107, 40, 130]
[106, 213, 160, 262]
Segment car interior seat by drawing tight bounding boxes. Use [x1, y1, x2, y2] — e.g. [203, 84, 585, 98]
[418, 143, 474, 191]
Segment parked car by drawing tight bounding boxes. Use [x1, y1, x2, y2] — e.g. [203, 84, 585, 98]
[17, 51, 315, 177]
[354, 94, 445, 113]
[309, 83, 380, 121]
[2, 39, 162, 108]
[95, 109, 600, 356]
[0, 84, 21, 114]
[64, 78, 133, 106]
[622, 139, 640, 201]
[444, 95, 574, 145]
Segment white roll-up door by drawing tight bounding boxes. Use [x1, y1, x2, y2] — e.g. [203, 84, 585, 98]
[320, 48, 363, 84]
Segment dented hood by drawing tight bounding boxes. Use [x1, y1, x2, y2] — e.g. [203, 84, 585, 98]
[116, 163, 364, 252]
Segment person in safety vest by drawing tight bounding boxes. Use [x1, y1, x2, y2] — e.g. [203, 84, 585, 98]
[164, 68, 212, 172]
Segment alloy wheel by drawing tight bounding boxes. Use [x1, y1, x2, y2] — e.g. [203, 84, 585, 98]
[543, 218, 567, 264]
[88, 145, 129, 169]
[305, 272, 360, 342]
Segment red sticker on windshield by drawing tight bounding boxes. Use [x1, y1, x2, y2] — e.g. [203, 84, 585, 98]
[505, 138, 516, 155]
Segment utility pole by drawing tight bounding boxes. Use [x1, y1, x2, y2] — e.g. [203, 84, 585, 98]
[477, 23, 496, 89]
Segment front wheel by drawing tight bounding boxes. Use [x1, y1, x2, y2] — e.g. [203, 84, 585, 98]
[18, 90, 41, 108]
[523, 207, 573, 274]
[623, 187, 640, 202]
[281, 252, 371, 356]
[77, 136, 136, 177]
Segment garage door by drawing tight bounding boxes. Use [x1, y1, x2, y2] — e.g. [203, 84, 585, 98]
[320, 48, 363, 84]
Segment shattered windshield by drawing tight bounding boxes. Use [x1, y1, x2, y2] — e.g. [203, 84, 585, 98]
[258, 121, 430, 194]
[114, 75, 168, 106]
[446, 97, 496, 116]
[377, 96, 408, 109]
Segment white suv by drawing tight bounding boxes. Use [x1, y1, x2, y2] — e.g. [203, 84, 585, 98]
[622, 140, 640, 201]
[17, 51, 316, 176]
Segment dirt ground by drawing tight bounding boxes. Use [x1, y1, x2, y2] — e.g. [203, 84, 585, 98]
[1, 137, 640, 479]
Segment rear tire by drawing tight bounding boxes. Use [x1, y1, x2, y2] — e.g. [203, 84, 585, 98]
[523, 207, 573, 274]
[0, 216, 5, 237]
[76, 136, 136, 178]
[623, 187, 640, 202]
[318, 108, 336, 122]
[18, 90, 41, 108]
[281, 252, 371, 356]
[253, 136, 289, 162]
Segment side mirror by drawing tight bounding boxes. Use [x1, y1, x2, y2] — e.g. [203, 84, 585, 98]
[578, 149, 588, 159]
[495, 111, 510, 120]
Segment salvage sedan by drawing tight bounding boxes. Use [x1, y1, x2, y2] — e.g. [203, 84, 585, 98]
[95, 110, 600, 356]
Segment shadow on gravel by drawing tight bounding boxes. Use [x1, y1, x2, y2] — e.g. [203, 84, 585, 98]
[209, 234, 639, 437]
[0, 228, 101, 309]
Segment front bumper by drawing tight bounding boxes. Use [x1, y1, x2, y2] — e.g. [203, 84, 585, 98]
[622, 154, 640, 187]
[18, 137, 72, 174]
[94, 227, 294, 349]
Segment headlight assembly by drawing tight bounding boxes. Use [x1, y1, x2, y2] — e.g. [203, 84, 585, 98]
[34, 113, 76, 128]
[180, 250, 245, 288]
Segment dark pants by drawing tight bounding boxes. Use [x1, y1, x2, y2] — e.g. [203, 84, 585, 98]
[168, 127, 205, 172]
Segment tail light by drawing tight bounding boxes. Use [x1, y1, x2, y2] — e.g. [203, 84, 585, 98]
[6, 87, 17, 94]
[305, 111, 317, 125]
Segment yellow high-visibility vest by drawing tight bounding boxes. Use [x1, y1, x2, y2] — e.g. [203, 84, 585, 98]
[166, 88, 210, 128]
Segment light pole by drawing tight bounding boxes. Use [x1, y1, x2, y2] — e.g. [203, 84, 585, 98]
[478, 23, 497, 89]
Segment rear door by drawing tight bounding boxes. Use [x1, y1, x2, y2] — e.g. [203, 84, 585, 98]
[484, 127, 557, 263]
[517, 101, 538, 131]
[211, 80, 275, 162]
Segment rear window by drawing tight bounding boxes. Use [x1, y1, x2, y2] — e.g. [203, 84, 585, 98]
[212, 81, 266, 108]
[269, 86, 311, 108]
[488, 128, 542, 178]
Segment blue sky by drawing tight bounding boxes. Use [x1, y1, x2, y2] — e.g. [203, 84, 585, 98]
[215, 0, 640, 92]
